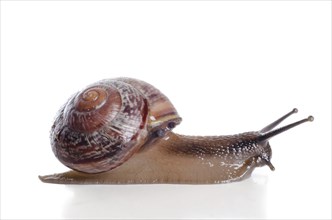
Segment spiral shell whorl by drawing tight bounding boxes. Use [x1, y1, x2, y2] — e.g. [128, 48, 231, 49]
[64, 84, 121, 133]
[76, 87, 108, 112]
[51, 79, 149, 173]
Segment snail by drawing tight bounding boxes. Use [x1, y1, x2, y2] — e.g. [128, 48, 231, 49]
[39, 77, 314, 184]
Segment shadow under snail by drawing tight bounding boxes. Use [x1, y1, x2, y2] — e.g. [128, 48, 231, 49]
[39, 77, 314, 184]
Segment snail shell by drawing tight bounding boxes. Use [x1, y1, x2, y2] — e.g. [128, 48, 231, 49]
[50, 78, 181, 174]
[40, 77, 313, 184]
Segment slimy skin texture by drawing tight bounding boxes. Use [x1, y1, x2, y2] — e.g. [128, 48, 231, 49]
[40, 132, 269, 184]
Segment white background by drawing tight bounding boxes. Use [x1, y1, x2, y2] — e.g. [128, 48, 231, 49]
[1, 1, 331, 219]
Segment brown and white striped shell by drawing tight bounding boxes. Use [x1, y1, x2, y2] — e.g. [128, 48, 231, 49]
[50, 78, 182, 173]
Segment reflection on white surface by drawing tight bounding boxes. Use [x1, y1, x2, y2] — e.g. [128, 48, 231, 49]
[62, 175, 268, 219]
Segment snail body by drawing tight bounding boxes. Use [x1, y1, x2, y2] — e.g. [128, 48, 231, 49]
[39, 77, 313, 184]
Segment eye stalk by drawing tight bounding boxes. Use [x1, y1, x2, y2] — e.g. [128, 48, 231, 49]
[255, 108, 313, 172]
[258, 108, 314, 142]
